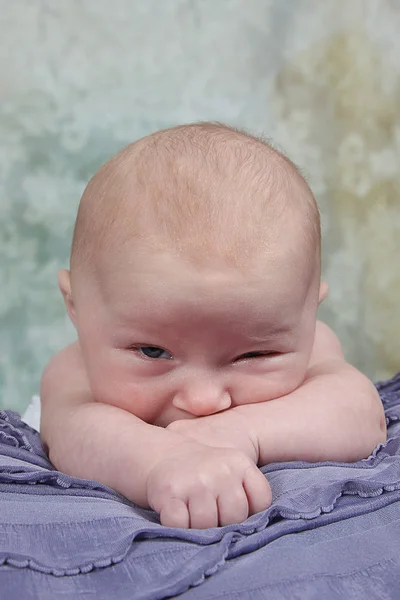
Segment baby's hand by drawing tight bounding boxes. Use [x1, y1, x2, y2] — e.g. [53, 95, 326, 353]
[146, 440, 271, 529]
[167, 409, 259, 464]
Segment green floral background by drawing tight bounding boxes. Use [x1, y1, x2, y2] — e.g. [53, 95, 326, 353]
[1, 0, 399, 412]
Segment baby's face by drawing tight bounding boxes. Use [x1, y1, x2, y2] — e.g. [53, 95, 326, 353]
[72, 246, 321, 427]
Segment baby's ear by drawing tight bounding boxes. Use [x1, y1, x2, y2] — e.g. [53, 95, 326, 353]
[58, 269, 76, 327]
[318, 281, 329, 304]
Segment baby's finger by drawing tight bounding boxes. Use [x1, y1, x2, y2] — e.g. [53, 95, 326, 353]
[188, 491, 219, 529]
[217, 485, 249, 526]
[159, 498, 190, 528]
[243, 468, 272, 516]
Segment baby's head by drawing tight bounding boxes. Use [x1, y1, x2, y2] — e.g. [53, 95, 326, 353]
[59, 123, 325, 426]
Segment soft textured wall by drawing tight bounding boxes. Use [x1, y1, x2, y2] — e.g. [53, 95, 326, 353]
[0, 0, 399, 411]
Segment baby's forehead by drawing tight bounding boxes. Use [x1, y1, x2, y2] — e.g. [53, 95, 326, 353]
[98, 245, 314, 336]
[100, 211, 314, 306]
[101, 225, 314, 305]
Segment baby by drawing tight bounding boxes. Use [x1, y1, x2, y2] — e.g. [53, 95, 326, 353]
[40, 123, 386, 529]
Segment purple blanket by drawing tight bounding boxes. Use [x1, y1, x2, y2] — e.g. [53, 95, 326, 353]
[1, 373, 400, 599]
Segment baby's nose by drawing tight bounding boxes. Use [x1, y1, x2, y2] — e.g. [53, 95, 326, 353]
[172, 381, 232, 417]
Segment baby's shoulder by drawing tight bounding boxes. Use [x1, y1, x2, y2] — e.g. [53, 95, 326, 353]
[45, 341, 84, 373]
[308, 321, 345, 367]
[41, 341, 88, 395]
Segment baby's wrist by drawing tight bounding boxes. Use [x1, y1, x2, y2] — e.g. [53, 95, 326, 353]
[230, 406, 260, 464]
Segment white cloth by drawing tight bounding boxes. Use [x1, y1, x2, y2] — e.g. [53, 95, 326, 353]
[22, 395, 41, 432]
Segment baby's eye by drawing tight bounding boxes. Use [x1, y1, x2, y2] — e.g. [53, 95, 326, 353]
[138, 346, 172, 360]
[235, 351, 277, 361]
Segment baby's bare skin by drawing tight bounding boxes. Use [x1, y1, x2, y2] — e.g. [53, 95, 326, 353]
[40, 123, 386, 529]
[40, 320, 385, 529]
[40, 340, 272, 528]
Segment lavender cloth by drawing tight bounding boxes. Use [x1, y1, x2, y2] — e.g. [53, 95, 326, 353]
[1, 374, 400, 599]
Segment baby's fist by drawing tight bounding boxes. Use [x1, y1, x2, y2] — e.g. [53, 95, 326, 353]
[146, 441, 271, 529]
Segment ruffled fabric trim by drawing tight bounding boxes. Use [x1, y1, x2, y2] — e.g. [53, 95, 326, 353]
[0, 553, 127, 577]
[0, 412, 33, 452]
[1, 476, 400, 580]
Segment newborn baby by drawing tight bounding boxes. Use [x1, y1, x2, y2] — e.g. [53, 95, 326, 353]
[40, 123, 386, 529]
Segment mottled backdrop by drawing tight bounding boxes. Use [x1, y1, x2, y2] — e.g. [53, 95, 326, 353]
[0, 0, 399, 411]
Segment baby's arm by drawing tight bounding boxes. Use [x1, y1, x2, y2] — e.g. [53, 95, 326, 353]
[169, 322, 386, 465]
[40, 343, 191, 508]
[249, 321, 387, 465]
[40, 343, 271, 528]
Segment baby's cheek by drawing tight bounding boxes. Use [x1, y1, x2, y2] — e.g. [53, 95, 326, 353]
[89, 367, 140, 413]
[111, 383, 167, 424]
[87, 354, 169, 423]
[233, 363, 307, 405]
